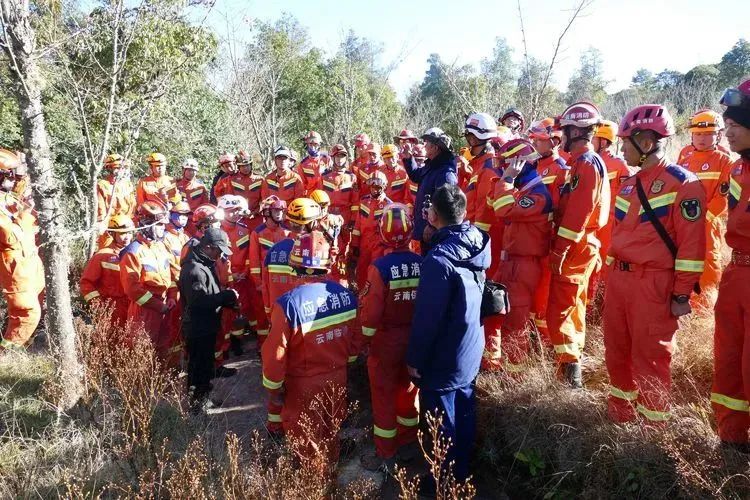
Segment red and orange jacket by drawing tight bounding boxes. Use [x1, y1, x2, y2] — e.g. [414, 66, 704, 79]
[678, 147, 733, 222]
[261, 169, 305, 205]
[321, 169, 359, 226]
[221, 220, 252, 280]
[608, 161, 706, 296]
[175, 178, 209, 211]
[261, 238, 302, 317]
[162, 224, 189, 260]
[553, 147, 610, 253]
[354, 248, 421, 359]
[0, 198, 44, 295]
[489, 170, 554, 259]
[725, 157, 750, 254]
[600, 149, 632, 201]
[678, 144, 732, 163]
[465, 147, 499, 232]
[351, 155, 368, 187]
[97, 175, 136, 223]
[119, 234, 177, 311]
[356, 162, 383, 191]
[248, 221, 290, 285]
[261, 279, 357, 392]
[136, 174, 176, 207]
[297, 156, 324, 193]
[214, 172, 264, 213]
[351, 194, 392, 255]
[536, 153, 570, 214]
[80, 244, 127, 303]
[382, 164, 410, 204]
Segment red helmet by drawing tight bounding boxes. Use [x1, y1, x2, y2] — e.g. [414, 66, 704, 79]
[618, 104, 675, 138]
[235, 150, 252, 166]
[290, 231, 331, 271]
[170, 200, 191, 215]
[354, 133, 371, 146]
[192, 204, 223, 225]
[379, 203, 413, 248]
[500, 108, 525, 131]
[330, 144, 348, 157]
[366, 169, 388, 187]
[137, 201, 168, 224]
[413, 144, 427, 159]
[559, 101, 601, 128]
[304, 131, 322, 144]
[395, 129, 417, 142]
[528, 117, 562, 141]
[218, 153, 235, 166]
[495, 138, 537, 170]
[260, 195, 286, 215]
[365, 142, 381, 155]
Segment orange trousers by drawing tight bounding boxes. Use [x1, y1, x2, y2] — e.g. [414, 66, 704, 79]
[603, 266, 677, 423]
[701, 215, 723, 291]
[588, 221, 613, 302]
[532, 257, 552, 346]
[368, 353, 419, 458]
[1, 290, 42, 349]
[712, 263, 750, 443]
[166, 302, 184, 368]
[127, 302, 169, 359]
[547, 234, 599, 363]
[482, 257, 542, 372]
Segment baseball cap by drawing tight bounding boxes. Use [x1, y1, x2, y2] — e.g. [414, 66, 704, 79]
[200, 227, 233, 256]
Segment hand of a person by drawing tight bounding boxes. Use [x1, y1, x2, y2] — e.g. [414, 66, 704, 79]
[671, 298, 692, 317]
[233, 272, 247, 282]
[166, 298, 177, 311]
[401, 143, 413, 160]
[422, 224, 437, 244]
[549, 249, 567, 275]
[407, 365, 421, 379]
[504, 157, 525, 181]
[160, 302, 170, 314]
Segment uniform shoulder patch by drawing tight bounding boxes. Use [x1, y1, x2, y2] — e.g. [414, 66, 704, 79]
[570, 174, 580, 191]
[119, 240, 142, 258]
[650, 179, 665, 194]
[680, 198, 702, 221]
[254, 223, 267, 233]
[665, 164, 697, 183]
[518, 196, 535, 208]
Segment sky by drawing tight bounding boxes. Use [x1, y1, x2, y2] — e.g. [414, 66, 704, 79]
[205, 0, 749, 101]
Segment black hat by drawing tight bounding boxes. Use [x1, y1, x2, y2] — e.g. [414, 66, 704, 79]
[200, 227, 233, 256]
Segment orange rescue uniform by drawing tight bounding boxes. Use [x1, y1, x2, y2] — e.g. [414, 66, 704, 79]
[466, 148, 503, 278]
[136, 174, 176, 207]
[80, 243, 129, 326]
[260, 169, 305, 205]
[297, 156, 324, 193]
[214, 172, 264, 231]
[604, 161, 705, 423]
[351, 194, 391, 289]
[383, 164, 410, 204]
[248, 221, 290, 344]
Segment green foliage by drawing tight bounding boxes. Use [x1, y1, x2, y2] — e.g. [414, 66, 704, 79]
[514, 448, 546, 477]
[565, 47, 609, 106]
[718, 38, 750, 88]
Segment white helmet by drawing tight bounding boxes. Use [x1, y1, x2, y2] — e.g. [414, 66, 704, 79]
[464, 113, 498, 141]
[182, 158, 199, 170]
[218, 194, 248, 212]
[421, 127, 452, 150]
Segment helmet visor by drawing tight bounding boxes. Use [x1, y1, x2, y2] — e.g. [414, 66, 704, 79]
[720, 88, 750, 109]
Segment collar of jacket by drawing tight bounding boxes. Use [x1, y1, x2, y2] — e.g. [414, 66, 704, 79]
[425, 149, 456, 170]
[431, 221, 471, 245]
[191, 246, 217, 268]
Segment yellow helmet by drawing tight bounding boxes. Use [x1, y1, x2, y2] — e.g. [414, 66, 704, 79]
[594, 120, 618, 143]
[170, 200, 191, 214]
[0, 149, 21, 171]
[147, 152, 167, 164]
[104, 153, 124, 169]
[381, 144, 399, 159]
[309, 189, 331, 208]
[286, 197, 322, 225]
[108, 214, 135, 232]
[689, 109, 724, 133]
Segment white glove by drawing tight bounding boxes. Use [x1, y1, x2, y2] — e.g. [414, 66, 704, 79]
[504, 157, 525, 182]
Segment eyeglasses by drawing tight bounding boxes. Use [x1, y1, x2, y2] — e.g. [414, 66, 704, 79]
[720, 88, 750, 109]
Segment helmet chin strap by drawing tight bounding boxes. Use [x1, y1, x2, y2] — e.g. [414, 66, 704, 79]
[629, 135, 660, 168]
[563, 136, 586, 153]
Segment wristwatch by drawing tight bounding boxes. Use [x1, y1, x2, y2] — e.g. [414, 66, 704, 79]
[672, 294, 689, 304]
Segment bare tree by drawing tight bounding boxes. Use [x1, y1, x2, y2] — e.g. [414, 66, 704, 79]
[0, 0, 82, 409]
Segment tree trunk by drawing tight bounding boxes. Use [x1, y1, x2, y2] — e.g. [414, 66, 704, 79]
[2, 0, 83, 410]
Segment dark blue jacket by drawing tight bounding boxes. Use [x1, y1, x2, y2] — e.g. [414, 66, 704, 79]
[403, 150, 458, 241]
[406, 222, 490, 391]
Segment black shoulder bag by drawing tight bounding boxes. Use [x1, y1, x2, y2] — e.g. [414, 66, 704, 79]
[473, 270, 511, 319]
[634, 177, 701, 294]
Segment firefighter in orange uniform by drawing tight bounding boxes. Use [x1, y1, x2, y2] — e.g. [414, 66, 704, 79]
[406, 144, 427, 209]
[604, 104, 705, 423]
[298, 131, 324, 192]
[136, 153, 176, 207]
[589, 120, 633, 300]
[351, 133, 371, 182]
[310, 190, 346, 283]
[162, 200, 191, 363]
[120, 201, 177, 358]
[248, 196, 289, 348]
[209, 153, 238, 204]
[527, 118, 569, 345]
[349, 171, 392, 290]
[214, 151, 264, 232]
[0, 150, 45, 350]
[678, 110, 734, 296]
[261, 145, 305, 205]
[96, 153, 136, 248]
[711, 79, 750, 451]
[80, 215, 135, 326]
[356, 142, 384, 190]
[355, 203, 421, 471]
[548, 101, 610, 387]
[483, 139, 553, 371]
[320, 144, 358, 256]
[261, 230, 358, 463]
[175, 158, 208, 236]
[381, 144, 409, 203]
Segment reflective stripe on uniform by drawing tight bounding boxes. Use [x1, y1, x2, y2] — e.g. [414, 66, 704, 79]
[231, 181, 245, 191]
[268, 264, 294, 275]
[362, 326, 377, 337]
[638, 192, 677, 213]
[397, 415, 419, 427]
[475, 222, 490, 232]
[615, 196, 631, 213]
[730, 178, 742, 199]
[390, 278, 419, 289]
[610, 386, 638, 401]
[557, 226, 584, 242]
[267, 413, 282, 423]
[348, 355, 358, 363]
[675, 259, 704, 273]
[237, 234, 250, 247]
[259, 237, 274, 248]
[554, 343, 580, 357]
[492, 194, 514, 211]
[136, 291, 153, 306]
[83, 290, 101, 302]
[636, 403, 670, 421]
[373, 425, 397, 439]
[300, 309, 357, 335]
[250, 267, 261, 275]
[605, 255, 614, 266]
[101, 262, 120, 271]
[262, 374, 284, 390]
[695, 172, 721, 181]
[257, 329, 269, 336]
[711, 392, 750, 412]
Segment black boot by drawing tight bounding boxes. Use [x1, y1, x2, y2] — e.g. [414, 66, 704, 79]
[563, 362, 583, 389]
[215, 365, 238, 378]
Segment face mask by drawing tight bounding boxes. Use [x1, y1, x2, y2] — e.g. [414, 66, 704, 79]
[307, 146, 319, 157]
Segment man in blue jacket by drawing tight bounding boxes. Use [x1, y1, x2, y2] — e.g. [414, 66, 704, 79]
[402, 128, 459, 256]
[407, 184, 490, 491]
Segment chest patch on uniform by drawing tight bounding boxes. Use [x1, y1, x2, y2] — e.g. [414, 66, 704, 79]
[650, 180, 664, 194]
[518, 196, 535, 208]
[680, 198, 701, 221]
[542, 168, 549, 176]
[720, 182, 730, 196]
[701, 163, 710, 171]
[620, 185, 634, 196]
[570, 174, 580, 191]
[733, 166, 743, 175]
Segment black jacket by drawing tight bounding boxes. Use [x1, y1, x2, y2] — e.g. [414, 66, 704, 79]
[403, 150, 459, 241]
[178, 247, 237, 339]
